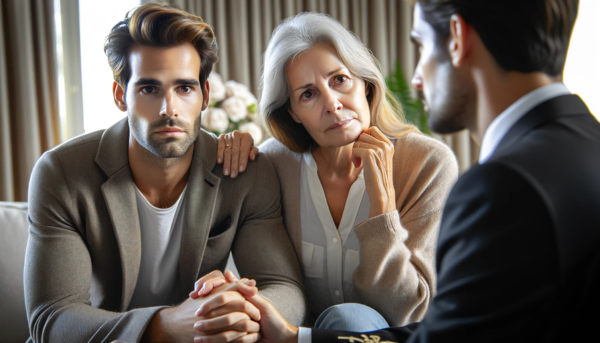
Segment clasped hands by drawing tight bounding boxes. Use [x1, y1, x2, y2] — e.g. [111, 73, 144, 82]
[143, 269, 297, 343]
[190, 270, 299, 343]
[188, 270, 260, 343]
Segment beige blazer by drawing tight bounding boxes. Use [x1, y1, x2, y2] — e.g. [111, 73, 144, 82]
[260, 132, 458, 326]
[24, 119, 307, 343]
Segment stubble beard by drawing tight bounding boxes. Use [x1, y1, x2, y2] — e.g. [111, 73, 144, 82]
[130, 113, 201, 159]
[426, 60, 472, 135]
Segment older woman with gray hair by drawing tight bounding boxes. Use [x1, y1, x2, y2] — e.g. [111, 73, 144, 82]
[213, 12, 458, 331]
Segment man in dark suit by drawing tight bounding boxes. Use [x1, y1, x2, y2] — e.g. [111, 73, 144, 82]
[213, 0, 600, 342]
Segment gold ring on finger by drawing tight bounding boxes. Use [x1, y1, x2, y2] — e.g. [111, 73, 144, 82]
[226, 144, 232, 149]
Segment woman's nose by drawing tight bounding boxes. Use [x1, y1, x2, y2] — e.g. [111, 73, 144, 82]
[323, 89, 343, 114]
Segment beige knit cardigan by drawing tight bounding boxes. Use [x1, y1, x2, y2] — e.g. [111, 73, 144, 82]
[259, 132, 459, 326]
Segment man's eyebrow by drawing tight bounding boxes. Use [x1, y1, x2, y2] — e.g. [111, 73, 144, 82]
[133, 78, 161, 87]
[174, 78, 200, 86]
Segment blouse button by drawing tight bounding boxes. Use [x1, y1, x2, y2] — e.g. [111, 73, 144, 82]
[333, 238, 338, 243]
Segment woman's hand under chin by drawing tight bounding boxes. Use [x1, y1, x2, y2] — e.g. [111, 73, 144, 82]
[352, 127, 397, 218]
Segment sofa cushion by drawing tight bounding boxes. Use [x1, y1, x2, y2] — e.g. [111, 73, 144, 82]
[0, 201, 30, 342]
[0, 201, 239, 342]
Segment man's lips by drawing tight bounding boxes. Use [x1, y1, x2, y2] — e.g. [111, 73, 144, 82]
[155, 127, 185, 136]
[326, 119, 352, 131]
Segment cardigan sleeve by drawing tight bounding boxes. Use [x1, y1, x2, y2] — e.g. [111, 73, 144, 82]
[352, 133, 458, 326]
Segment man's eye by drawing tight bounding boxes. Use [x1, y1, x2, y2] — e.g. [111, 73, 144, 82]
[141, 86, 156, 94]
[179, 86, 192, 93]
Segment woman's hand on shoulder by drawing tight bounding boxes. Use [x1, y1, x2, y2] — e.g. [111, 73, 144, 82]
[217, 131, 259, 178]
[352, 127, 397, 218]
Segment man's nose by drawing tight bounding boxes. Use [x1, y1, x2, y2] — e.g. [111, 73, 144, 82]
[411, 71, 423, 92]
[160, 91, 179, 118]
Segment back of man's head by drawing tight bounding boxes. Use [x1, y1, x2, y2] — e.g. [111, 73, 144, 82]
[104, 3, 218, 92]
[413, 0, 579, 77]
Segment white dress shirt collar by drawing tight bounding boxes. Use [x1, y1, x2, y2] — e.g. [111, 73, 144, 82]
[479, 82, 571, 164]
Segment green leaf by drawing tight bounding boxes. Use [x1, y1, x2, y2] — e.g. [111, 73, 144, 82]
[386, 60, 431, 135]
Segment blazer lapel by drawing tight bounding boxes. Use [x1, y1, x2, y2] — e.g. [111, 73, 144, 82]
[95, 119, 142, 311]
[179, 131, 221, 295]
[492, 94, 589, 159]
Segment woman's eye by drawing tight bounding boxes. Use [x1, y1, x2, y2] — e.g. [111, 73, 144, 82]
[334, 75, 348, 84]
[301, 90, 313, 99]
[141, 86, 156, 94]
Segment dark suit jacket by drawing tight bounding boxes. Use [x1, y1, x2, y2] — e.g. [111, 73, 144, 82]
[24, 119, 307, 342]
[313, 94, 600, 342]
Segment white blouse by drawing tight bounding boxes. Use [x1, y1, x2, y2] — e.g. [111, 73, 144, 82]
[300, 151, 371, 321]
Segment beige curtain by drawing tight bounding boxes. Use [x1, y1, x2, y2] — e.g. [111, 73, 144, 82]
[0, 0, 62, 202]
[150, 0, 478, 171]
[168, 0, 415, 95]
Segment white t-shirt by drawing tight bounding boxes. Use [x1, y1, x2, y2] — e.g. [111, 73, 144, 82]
[128, 185, 187, 309]
[300, 151, 370, 321]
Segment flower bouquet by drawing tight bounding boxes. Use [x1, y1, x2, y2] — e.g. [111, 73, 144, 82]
[201, 72, 264, 144]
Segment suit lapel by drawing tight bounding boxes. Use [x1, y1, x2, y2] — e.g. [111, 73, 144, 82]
[179, 131, 221, 294]
[95, 119, 142, 311]
[492, 94, 589, 158]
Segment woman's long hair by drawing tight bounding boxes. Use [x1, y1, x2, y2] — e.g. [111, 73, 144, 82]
[259, 12, 419, 152]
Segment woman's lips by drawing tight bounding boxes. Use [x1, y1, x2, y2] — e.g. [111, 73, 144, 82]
[326, 119, 352, 131]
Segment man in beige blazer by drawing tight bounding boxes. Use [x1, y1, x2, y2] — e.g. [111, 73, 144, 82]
[23, 3, 306, 343]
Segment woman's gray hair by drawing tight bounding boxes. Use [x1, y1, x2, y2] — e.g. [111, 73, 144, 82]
[260, 12, 416, 152]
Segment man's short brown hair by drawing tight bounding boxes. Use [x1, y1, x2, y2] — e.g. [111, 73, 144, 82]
[104, 3, 218, 92]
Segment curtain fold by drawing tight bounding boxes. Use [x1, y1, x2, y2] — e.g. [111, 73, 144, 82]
[172, 0, 415, 96]
[0, 0, 61, 201]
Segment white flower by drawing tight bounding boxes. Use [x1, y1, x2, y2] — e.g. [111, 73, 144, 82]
[225, 80, 249, 98]
[208, 73, 226, 104]
[201, 107, 229, 133]
[238, 90, 257, 107]
[239, 122, 263, 145]
[221, 96, 248, 122]
[247, 109, 258, 122]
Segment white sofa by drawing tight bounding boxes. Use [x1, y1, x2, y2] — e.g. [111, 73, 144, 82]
[0, 201, 30, 343]
[0, 201, 240, 343]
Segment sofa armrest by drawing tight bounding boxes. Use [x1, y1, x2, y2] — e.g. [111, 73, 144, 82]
[0, 201, 30, 343]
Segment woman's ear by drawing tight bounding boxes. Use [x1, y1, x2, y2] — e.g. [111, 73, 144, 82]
[288, 108, 302, 124]
[113, 81, 127, 112]
[365, 80, 370, 96]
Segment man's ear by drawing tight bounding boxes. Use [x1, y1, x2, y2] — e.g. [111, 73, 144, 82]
[288, 108, 302, 124]
[202, 80, 210, 111]
[448, 14, 469, 67]
[113, 81, 127, 112]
